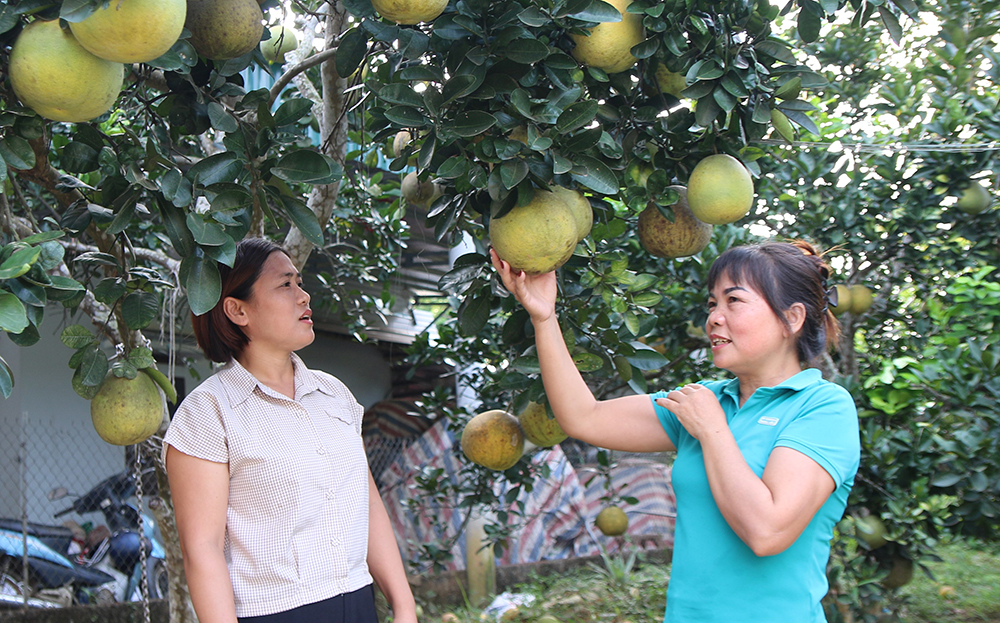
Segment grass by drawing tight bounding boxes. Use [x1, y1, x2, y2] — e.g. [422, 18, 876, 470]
[898, 538, 1000, 622]
[409, 539, 1000, 623]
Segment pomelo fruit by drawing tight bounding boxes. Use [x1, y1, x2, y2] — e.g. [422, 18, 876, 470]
[461, 409, 524, 471]
[655, 64, 686, 97]
[91, 372, 164, 446]
[570, 0, 643, 74]
[401, 171, 442, 207]
[637, 186, 712, 258]
[489, 188, 578, 274]
[595, 506, 628, 536]
[829, 284, 852, 317]
[686, 154, 755, 225]
[551, 186, 592, 241]
[955, 181, 992, 215]
[855, 515, 888, 549]
[518, 401, 568, 447]
[260, 25, 298, 63]
[848, 284, 873, 315]
[185, 0, 264, 60]
[371, 0, 448, 24]
[9, 20, 124, 123]
[69, 0, 186, 64]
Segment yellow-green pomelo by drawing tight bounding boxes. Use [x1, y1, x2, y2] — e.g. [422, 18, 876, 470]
[848, 285, 873, 315]
[461, 409, 524, 471]
[638, 186, 712, 259]
[69, 0, 186, 63]
[260, 25, 298, 63]
[686, 154, 755, 225]
[9, 20, 124, 123]
[551, 186, 592, 241]
[655, 64, 686, 97]
[391, 130, 413, 158]
[829, 284, 852, 317]
[518, 402, 568, 447]
[91, 373, 164, 446]
[490, 189, 578, 274]
[401, 171, 442, 207]
[881, 556, 914, 589]
[570, 0, 644, 74]
[855, 515, 888, 549]
[955, 182, 992, 215]
[185, 0, 264, 60]
[595, 506, 628, 536]
[371, 0, 448, 24]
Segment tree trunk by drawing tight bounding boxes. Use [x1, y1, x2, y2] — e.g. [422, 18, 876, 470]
[284, 0, 350, 270]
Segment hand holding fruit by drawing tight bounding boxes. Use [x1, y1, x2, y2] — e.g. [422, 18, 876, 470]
[491, 249, 558, 324]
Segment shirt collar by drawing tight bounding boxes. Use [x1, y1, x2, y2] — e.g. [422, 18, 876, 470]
[218, 353, 329, 406]
[719, 367, 823, 400]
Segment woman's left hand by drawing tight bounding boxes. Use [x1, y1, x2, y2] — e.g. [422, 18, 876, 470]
[656, 384, 727, 441]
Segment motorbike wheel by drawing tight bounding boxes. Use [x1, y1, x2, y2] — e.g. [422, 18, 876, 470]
[146, 558, 168, 600]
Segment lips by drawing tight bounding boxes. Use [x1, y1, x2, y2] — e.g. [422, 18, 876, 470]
[710, 335, 731, 347]
[300, 310, 313, 323]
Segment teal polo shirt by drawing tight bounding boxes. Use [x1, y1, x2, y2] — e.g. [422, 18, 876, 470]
[650, 368, 860, 623]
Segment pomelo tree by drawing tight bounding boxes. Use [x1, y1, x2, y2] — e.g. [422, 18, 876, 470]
[0, 0, 997, 620]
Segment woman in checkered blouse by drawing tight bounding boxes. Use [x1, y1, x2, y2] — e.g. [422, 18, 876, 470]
[164, 238, 418, 623]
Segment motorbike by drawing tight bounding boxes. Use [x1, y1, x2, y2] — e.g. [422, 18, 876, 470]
[0, 470, 168, 608]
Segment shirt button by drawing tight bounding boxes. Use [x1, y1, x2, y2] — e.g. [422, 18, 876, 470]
[326, 489, 335, 500]
[317, 447, 326, 455]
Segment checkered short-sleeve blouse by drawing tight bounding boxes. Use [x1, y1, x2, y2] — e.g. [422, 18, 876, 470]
[163, 354, 373, 618]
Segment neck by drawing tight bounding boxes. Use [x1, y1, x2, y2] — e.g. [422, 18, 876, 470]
[736, 360, 803, 405]
[236, 347, 296, 399]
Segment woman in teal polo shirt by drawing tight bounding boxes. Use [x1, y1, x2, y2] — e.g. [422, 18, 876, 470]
[491, 240, 860, 623]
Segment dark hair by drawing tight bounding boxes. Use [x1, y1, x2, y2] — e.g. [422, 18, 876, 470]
[190, 238, 287, 363]
[707, 240, 840, 363]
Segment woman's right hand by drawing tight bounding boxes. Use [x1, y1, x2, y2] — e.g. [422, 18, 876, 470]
[490, 248, 557, 323]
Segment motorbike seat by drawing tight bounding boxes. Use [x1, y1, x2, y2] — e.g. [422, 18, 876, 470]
[0, 519, 75, 554]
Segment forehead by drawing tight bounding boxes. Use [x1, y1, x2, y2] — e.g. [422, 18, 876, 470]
[708, 270, 760, 297]
[258, 251, 297, 279]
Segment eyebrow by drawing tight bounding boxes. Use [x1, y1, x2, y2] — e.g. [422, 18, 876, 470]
[709, 285, 749, 298]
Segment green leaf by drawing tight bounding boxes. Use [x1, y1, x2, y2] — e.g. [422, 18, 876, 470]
[8, 324, 40, 347]
[570, 156, 618, 194]
[271, 150, 343, 184]
[0, 246, 40, 279]
[207, 102, 239, 132]
[159, 168, 193, 207]
[72, 368, 101, 400]
[0, 356, 12, 398]
[278, 195, 324, 246]
[272, 98, 314, 127]
[127, 346, 157, 371]
[122, 291, 159, 330]
[556, 100, 599, 133]
[0, 5, 19, 35]
[61, 324, 94, 349]
[378, 83, 425, 108]
[500, 161, 529, 190]
[441, 74, 480, 104]
[186, 152, 243, 186]
[186, 213, 230, 247]
[458, 291, 491, 336]
[0, 291, 28, 334]
[8, 280, 46, 307]
[755, 40, 796, 64]
[94, 277, 128, 304]
[182, 256, 222, 316]
[335, 27, 368, 78]
[797, 9, 821, 43]
[78, 346, 109, 387]
[563, 0, 622, 22]
[384, 106, 430, 127]
[141, 366, 177, 404]
[626, 348, 668, 370]
[158, 200, 196, 256]
[572, 352, 604, 372]
[61, 141, 100, 173]
[59, 0, 98, 22]
[878, 6, 902, 44]
[499, 39, 550, 64]
[0, 136, 36, 170]
[451, 111, 498, 137]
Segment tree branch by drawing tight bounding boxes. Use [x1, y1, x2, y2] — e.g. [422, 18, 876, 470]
[269, 47, 339, 107]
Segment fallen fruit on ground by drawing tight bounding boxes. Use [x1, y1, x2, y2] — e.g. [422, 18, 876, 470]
[371, 0, 448, 24]
[518, 401, 568, 447]
[440, 614, 459, 623]
[461, 409, 524, 471]
[490, 188, 579, 274]
[185, 0, 264, 60]
[686, 154, 755, 225]
[596, 506, 629, 536]
[830, 284, 852, 317]
[69, 0, 186, 63]
[260, 25, 298, 63]
[848, 284, 873, 315]
[9, 20, 124, 123]
[938, 585, 956, 599]
[401, 171, 442, 207]
[638, 186, 712, 258]
[91, 372, 164, 446]
[570, 0, 643, 74]
[551, 186, 593, 241]
[955, 181, 992, 215]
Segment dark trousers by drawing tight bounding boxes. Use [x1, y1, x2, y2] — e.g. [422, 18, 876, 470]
[237, 585, 378, 623]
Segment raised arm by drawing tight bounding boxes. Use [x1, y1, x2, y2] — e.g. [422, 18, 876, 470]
[165, 446, 238, 623]
[492, 250, 674, 453]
